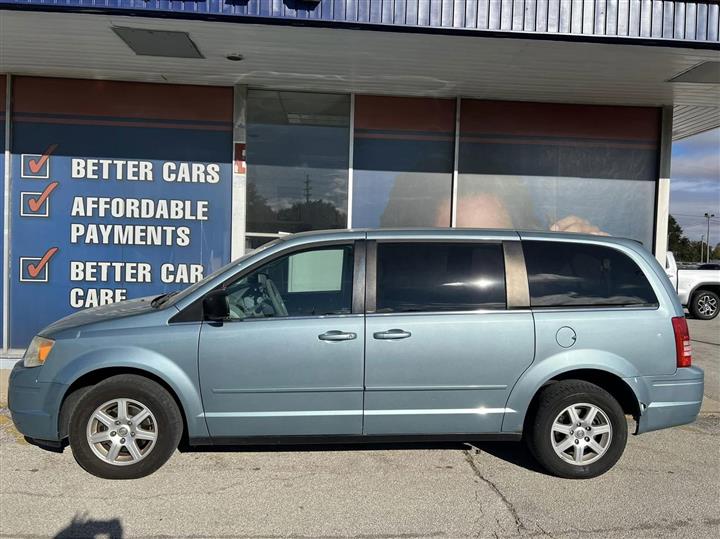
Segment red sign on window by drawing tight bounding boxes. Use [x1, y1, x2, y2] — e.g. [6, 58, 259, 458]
[234, 143, 246, 174]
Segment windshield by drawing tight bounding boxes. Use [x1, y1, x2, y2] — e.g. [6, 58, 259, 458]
[160, 238, 284, 308]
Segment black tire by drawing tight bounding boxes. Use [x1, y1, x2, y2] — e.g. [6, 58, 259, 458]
[525, 380, 627, 479]
[690, 290, 720, 320]
[68, 374, 183, 479]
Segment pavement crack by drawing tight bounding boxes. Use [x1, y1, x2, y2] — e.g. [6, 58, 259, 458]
[463, 449, 527, 536]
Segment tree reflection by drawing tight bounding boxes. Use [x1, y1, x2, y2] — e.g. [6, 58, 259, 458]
[247, 181, 346, 233]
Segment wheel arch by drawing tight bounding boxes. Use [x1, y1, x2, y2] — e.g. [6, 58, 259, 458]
[519, 369, 641, 434]
[58, 366, 194, 445]
[689, 283, 720, 303]
[689, 282, 720, 297]
[503, 354, 644, 434]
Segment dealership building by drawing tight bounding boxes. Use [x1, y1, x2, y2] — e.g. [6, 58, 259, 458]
[0, 0, 719, 351]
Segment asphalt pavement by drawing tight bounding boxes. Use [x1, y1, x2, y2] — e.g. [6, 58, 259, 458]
[0, 318, 718, 538]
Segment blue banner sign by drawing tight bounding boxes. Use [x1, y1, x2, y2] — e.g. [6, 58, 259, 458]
[9, 77, 233, 348]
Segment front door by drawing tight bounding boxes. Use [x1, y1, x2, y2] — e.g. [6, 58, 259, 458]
[199, 242, 365, 439]
[363, 239, 535, 435]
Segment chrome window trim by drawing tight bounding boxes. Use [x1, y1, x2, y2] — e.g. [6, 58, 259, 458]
[214, 313, 364, 324]
[372, 237, 512, 244]
[530, 305, 660, 314]
[366, 309, 530, 318]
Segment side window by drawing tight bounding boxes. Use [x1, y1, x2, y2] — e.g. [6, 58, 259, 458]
[375, 242, 506, 313]
[523, 241, 658, 308]
[226, 245, 354, 319]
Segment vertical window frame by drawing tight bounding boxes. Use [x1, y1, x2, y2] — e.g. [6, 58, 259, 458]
[503, 240, 530, 309]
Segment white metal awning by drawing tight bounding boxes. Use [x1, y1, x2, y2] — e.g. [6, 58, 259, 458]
[1, 9, 718, 137]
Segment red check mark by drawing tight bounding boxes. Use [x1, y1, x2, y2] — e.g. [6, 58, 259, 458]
[27, 247, 59, 278]
[27, 182, 59, 212]
[28, 144, 58, 174]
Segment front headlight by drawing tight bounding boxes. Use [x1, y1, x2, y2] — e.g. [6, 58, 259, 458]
[24, 336, 55, 367]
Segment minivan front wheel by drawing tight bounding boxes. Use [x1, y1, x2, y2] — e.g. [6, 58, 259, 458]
[68, 374, 182, 479]
[526, 380, 627, 479]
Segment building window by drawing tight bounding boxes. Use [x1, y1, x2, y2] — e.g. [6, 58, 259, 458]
[246, 90, 350, 237]
[351, 96, 455, 228]
[456, 100, 660, 248]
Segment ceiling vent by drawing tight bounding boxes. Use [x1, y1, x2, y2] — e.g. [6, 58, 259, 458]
[669, 61, 720, 84]
[112, 27, 204, 59]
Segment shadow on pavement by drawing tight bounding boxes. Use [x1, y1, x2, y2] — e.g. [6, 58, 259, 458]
[181, 439, 550, 476]
[54, 514, 123, 538]
[471, 441, 548, 474]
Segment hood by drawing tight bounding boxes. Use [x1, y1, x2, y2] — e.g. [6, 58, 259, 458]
[40, 295, 162, 337]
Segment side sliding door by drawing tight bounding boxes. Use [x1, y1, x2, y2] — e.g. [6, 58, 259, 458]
[363, 236, 535, 435]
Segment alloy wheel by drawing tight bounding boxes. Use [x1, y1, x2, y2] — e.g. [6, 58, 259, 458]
[86, 398, 158, 466]
[697, 294, 718, 317]
[550, 403, 612, 466]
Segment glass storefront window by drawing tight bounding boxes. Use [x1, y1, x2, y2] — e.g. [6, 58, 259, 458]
[245, 92, 661, 250]
[456, 100, 660, 248]
[351, 96, 455, 228]
[246, 90, 350, 234]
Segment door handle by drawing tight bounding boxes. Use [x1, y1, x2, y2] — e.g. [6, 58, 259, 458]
[318, 330, 357, 342]
[373, 329, 412, 340]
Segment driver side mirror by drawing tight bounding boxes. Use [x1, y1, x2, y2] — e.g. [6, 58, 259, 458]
[203, 289, 229, 322]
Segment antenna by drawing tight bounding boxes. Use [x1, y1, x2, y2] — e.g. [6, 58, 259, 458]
[303, 174, 312, 204]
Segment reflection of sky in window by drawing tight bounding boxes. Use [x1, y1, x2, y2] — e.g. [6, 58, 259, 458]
[441, 278, 499, 289]
[352, 170, 404, 227]
[247, 123, 349, 211]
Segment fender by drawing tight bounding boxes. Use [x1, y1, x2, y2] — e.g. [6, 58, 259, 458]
[686, 282, 720, 305]
[501, 348, 644, 433]
[53, 346, 209, 440]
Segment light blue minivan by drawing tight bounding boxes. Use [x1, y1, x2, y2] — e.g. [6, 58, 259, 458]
[9, 229, 704, 479]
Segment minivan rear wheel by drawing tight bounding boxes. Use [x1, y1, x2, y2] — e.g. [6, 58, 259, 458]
[526, 380, 627, 479]
[68, 374, 182, 479]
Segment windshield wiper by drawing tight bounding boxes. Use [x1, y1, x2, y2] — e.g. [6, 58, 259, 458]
[151, 291, 178, 308]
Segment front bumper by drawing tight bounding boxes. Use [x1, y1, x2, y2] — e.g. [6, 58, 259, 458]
[8, 361, 67, 442]
[629, 367, 704, 434]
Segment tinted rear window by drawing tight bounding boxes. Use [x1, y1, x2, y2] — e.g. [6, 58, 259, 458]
[523, 241, 658, 308]
[376, 242, 506, 312]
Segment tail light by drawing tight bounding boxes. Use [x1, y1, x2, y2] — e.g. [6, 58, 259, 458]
[671, 316, 692, 368]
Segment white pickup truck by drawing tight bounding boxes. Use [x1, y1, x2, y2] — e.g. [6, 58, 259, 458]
[665, 252, 720, 320]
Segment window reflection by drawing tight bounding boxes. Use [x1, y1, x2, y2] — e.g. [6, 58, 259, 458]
[455, 175, 656, 247]
[376, 242, 506, 312]
[246, 90, 350, 234]
[455, 100, 660, 247]
[351, 96, 455, 227]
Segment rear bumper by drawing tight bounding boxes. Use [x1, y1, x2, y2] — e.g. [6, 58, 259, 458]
[629, 367, 704, 434]
[8, 361, 67, 442]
